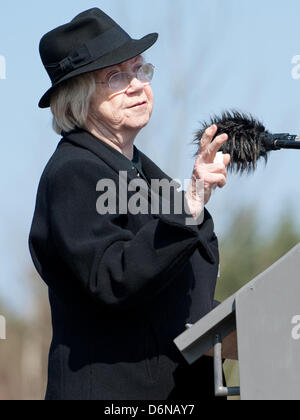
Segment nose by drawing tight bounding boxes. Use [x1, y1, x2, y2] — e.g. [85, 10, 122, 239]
[126, 76, 144, 94]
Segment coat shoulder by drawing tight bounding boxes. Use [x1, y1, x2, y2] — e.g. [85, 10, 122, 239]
[38, 140, 113, 196]
[46, 140, 105, 177]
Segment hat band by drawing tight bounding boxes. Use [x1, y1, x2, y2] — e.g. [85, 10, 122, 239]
[46, 26, 131, 83]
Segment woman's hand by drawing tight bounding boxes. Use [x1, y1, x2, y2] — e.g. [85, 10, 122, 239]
[186, 125, 230, 220]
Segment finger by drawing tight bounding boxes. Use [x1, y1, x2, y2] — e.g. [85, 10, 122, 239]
[199, 125, 218, 152]
[205, 133, 228, 162]
[223, 154, 231, 167]
[205, 173, 227, 188]
[203, 163, 227, 176]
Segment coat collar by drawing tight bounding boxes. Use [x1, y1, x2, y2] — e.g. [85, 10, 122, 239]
[59, 128, 180, 189]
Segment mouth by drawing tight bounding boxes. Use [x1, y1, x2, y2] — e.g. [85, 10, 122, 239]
[128, 101, 147, 109]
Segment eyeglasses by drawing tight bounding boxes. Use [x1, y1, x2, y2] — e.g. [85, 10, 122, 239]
[96, 63, 155, 93]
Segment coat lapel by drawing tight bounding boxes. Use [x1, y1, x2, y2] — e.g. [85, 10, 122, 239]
[59, 129, 137, 180]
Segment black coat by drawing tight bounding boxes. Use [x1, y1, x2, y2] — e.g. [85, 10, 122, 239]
[28, 128, 220, 400]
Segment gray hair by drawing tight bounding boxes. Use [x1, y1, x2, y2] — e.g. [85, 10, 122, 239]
[50, 73, 96, 135]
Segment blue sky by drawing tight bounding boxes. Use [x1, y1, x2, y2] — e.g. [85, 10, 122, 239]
[1, 0, 300, 317]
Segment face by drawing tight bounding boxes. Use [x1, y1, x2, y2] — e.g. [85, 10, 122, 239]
[89, 55, 154, 135]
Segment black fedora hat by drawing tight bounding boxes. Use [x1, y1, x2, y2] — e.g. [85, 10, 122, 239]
[39, 8, 158, 108]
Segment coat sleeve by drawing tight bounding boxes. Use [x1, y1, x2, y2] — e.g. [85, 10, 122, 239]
[46, 158, 217, 312]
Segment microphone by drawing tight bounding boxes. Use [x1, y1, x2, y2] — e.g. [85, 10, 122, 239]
[194, 110, 300, 174]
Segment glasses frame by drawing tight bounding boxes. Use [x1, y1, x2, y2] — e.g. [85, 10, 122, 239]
[95, 63, 155, 93]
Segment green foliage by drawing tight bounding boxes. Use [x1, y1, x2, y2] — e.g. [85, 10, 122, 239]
[215, 206, 300, 302]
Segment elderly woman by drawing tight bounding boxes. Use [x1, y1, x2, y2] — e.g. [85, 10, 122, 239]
[29, 8, 230, 400]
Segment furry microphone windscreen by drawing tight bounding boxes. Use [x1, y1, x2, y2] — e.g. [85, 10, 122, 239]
[194, 110, 270, 174]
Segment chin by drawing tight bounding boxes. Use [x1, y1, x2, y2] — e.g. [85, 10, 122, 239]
[127, 115, 151, 130]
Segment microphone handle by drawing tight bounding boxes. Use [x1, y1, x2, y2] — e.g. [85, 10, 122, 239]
[274, 140, 300, 150]
[267, 134, 300, 150]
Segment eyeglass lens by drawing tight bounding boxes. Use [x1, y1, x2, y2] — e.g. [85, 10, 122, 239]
[109, 63, 154, 92]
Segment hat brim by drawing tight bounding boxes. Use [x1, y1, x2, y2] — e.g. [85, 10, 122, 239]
[38, 33, 158, 108]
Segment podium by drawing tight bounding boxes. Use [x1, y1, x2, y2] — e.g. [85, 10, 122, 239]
[174, 243, 300, 400]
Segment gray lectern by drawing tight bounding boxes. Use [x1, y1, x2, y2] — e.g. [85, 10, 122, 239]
[174, 243, 300, 400]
